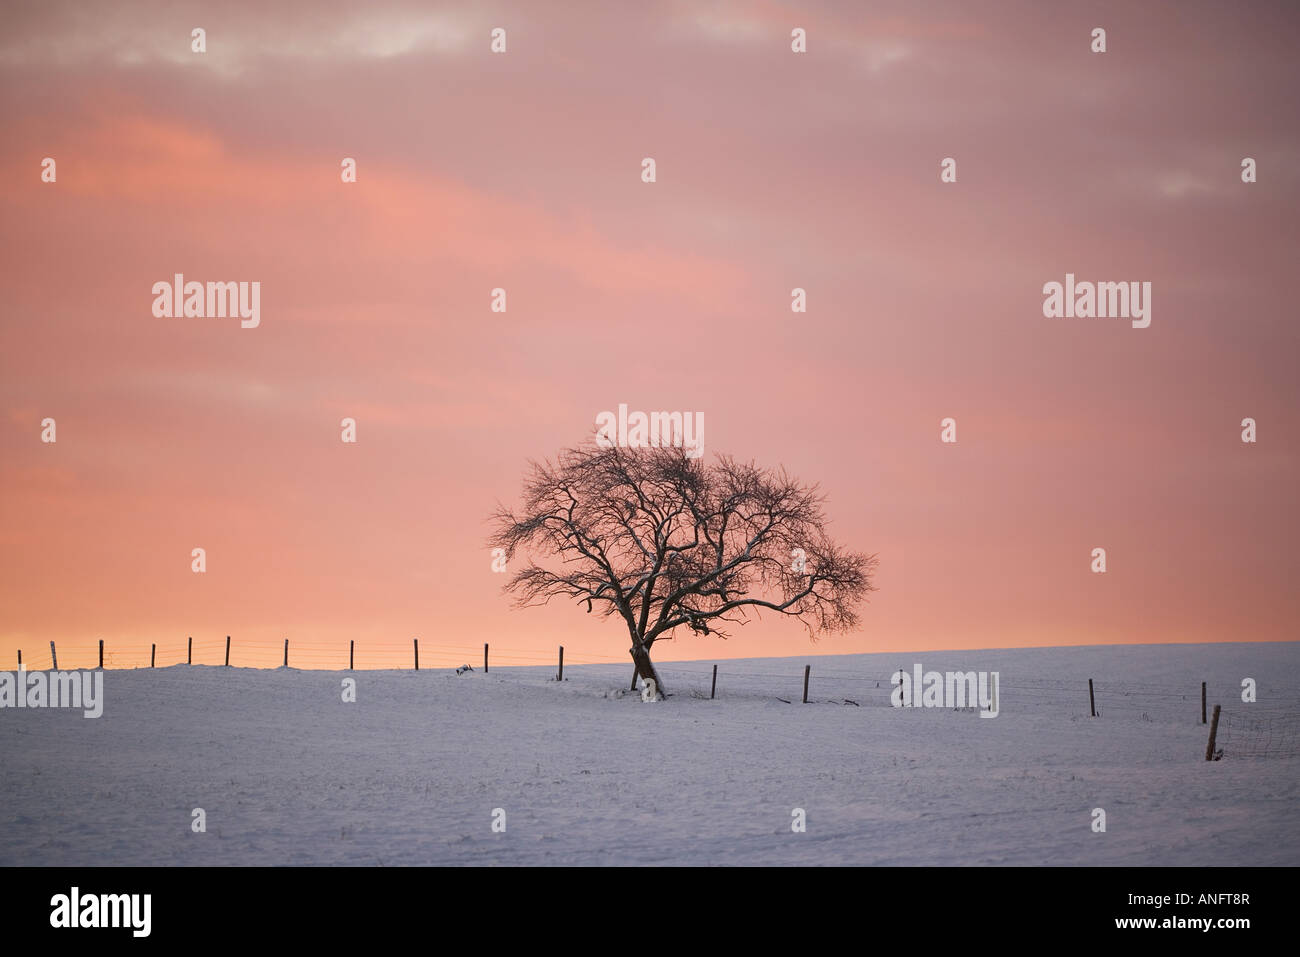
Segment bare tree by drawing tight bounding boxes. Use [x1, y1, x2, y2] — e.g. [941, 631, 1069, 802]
[488, 442, 877, 696]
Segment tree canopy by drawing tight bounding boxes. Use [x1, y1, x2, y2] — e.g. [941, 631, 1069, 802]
[489, 442, 877, 695]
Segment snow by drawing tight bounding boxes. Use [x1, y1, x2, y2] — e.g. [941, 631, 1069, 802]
[2, 642, 1297, 865]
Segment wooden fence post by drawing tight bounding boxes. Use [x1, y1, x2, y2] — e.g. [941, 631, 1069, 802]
[413, 638, 419, 671]
[349, 640, 354, 670]
[1205, 704, 1222, 761]
[711, 664, 718, 700]
[99, 639, 103, 669]
[484, 643, 489, 673]
[557, 646, 564, 682]
[225, 635, 230, 667]
[50, 641, 57, 670]
[187, 636, 192, 665]
[283, 638, 289, 668]
[1202, 682, 1207, 724]
[151, 644, 156, 668]
[1088, 678, 1096, 717]
[803, 664, 811, 703]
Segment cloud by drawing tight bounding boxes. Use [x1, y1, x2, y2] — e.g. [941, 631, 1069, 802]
[0, 1, 482, 77]
[1155, 170, 1215, 199]
[667, 0, 915, 72]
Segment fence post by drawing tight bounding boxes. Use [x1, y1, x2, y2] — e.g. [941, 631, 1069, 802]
[99, 639, 103, 669]
[151, 644, 156, 668]
[1205, 704, 1222, 761]
[283, 638, 289, 668]
[1202, 682, 1207, 724]
[711, 664, 717, 700]
[413, 638, 419, 671]
[557, 646, 564, 682]
[803, 664, 811, 704]
[187, 636, 192, 665]
[484, 643, 489, 673]
[50, 641, 57, 670]
[1088, 678, 1096, 717]
[225, 635, 230, 667]
[349, 640, 354, 670]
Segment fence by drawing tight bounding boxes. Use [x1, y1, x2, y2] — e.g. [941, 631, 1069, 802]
[10, 639, 1299, 735]
[646, 664, 1300, 723]
[1205, 705, 1300, 760]
[11, 638, 650, 674]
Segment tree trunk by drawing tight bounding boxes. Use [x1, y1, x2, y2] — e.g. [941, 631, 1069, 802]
[630, 640, 666, 697]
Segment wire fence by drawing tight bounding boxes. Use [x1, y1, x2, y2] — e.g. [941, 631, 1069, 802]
[9, 638, 636, 672]
[8, 638, 1298, 738]
[1214, 710, 1300, 759]
[652, 665, 1300, 720]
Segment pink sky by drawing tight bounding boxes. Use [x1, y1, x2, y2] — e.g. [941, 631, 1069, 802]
[1, 0, 1298, 670]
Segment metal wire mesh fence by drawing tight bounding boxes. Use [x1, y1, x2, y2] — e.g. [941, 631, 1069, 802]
[1213, 710, 1300, 759]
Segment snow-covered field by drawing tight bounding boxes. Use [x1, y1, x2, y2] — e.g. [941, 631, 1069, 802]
[2, 642, 1297, 866]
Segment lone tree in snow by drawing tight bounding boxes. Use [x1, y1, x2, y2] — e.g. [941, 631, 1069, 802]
[488, 442, 877, 695]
